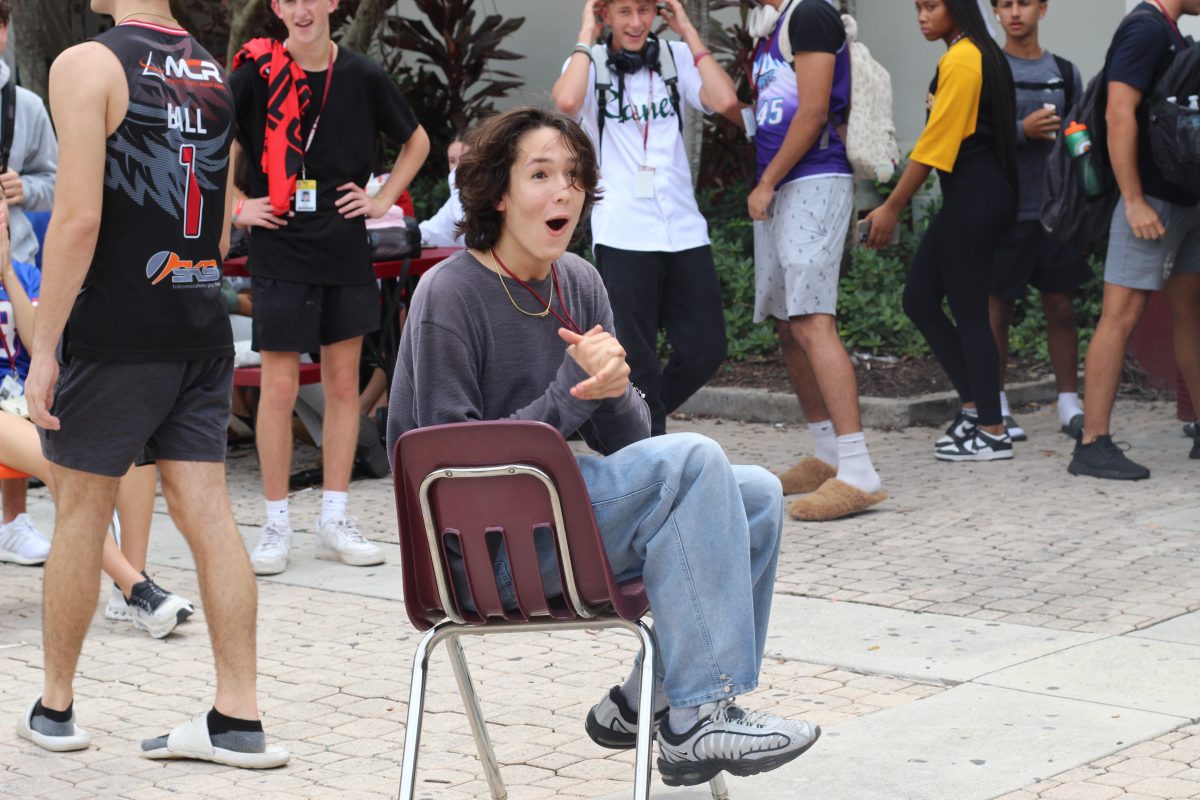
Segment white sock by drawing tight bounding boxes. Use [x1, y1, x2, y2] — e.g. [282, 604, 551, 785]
[809, 420, 837, 467]
[835, 433, 882, 494]
[619, 668, 669, 713]
[1058, 392, 1083, 426]
[320, 491, 348, 526]
[999, 391, 1011, 418]
[265, 499, 289, 528]
[962, 406, 978, 418]
[668, 706, 701, 735]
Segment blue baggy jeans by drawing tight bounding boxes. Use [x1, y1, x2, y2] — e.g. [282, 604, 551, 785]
[577, 433, 784, 708]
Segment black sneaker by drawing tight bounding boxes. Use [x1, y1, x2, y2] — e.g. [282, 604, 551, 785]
[1002, 415, 1027, 442]
[1184, 420, 1198, 439]
[934, 411, 978, 449]
[935, 428, 1013, 461]
[126, 577, 194, 639]
[1068, 435, 1150, 480]
[584, 685, 667, 750]
[1190, 426, 1199, 460]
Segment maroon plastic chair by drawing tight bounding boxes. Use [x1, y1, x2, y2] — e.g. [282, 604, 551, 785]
[393, 420, 729, 800]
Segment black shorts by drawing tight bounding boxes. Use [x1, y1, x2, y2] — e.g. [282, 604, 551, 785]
[251, 277, 380, 353]
[990, 221, 1092, 300]
[41, 357, 233, 477]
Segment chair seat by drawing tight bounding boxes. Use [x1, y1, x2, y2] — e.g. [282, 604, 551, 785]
[0, 464, 31, 481]
[233, 362, 322, 387]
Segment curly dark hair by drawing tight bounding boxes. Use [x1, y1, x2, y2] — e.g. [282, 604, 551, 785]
[455, 107, 601, 251]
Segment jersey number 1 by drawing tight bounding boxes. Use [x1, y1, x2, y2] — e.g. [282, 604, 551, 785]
[179, 144, 202, 239]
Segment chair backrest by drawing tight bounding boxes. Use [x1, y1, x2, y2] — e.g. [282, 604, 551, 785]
[392, 420, 648, 631]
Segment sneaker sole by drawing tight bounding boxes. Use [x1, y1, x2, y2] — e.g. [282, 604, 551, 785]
[935, 449, 1014, 462]
[130, 597, 193, 639]
[106, 600, 192, 623]
[252, 557, 289, 576]
[584, 708, 636, 750]
[658, 725, 822, 787]
[1067, 462, 1150, 481]
[0, 549, 47, 566]
[315, 545, 385, 567]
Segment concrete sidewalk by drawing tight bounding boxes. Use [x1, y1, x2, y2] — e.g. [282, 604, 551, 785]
[1, 398, 1197, 799]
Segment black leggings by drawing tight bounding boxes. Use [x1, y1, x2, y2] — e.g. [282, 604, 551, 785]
[595, 244, 728, 436]
[903, 158, 1016, 426]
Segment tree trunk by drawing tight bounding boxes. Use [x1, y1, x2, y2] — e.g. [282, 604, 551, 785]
[683, 0, 709, 182]
[342, 0, 388, 55]
[12, 0, 91, 101]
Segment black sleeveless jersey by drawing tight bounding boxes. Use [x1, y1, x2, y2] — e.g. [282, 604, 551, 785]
[65, 22, 233, 362]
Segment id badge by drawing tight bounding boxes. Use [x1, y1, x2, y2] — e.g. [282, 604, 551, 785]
[634, 167, 655, 199]
[0, 373, 23, 401]
[294, 180, 317, 213]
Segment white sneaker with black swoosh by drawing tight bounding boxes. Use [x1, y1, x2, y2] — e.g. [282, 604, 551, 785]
[655, 699, 820, 787]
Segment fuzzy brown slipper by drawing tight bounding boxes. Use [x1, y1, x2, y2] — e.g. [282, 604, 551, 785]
[788, 478, 886, 522]
[775, 457, 837, 495]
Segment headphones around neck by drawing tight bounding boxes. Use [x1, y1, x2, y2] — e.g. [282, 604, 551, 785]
[606, 31, 661, 75]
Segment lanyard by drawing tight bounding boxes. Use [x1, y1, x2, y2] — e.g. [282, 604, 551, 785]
[624, 72, 654, 164]
[492, 251, 582, 334]
[299, 44, 335, 180]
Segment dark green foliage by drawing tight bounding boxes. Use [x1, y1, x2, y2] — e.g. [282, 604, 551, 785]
[380, 0, 525, 174]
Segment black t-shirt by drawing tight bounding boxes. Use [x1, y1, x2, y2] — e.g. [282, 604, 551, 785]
[1107, 3, 1197, 206]
[788, 0, 845, 55]
[230, 47, 419, 285]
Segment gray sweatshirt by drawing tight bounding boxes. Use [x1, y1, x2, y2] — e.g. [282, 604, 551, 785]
[0, 61, 57, 265]
[386, 249, 650, 460]
[1007, 50, 1083, 223]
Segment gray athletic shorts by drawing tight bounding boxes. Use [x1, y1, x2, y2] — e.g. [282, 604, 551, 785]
[1104, 196, 1200, 291]
[40, 356, 233, 477]
[753, 175, 854, 321]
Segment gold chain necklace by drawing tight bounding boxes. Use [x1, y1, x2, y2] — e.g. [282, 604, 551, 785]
[116, 10, 180, 25]
[489, 249, 553, 318]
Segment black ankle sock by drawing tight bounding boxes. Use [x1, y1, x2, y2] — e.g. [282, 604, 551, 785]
[207, 708, 263, 736]
[33, 698, 72, 723]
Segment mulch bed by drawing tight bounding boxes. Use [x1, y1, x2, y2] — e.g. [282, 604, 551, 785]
[707, 352, 1054, 398]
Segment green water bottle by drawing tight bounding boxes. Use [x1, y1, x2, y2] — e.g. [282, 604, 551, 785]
[1065, 121, 1104, 199]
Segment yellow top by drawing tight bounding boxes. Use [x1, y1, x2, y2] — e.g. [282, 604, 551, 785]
[910, 38, 984, 173]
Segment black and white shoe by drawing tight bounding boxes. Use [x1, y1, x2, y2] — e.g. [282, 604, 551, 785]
[934, 411, 978, 449]
[656, 699, 820, 787]
[584, 686, 667, 750]
[1002, 415, 1027, 442]
[123, 577, 194, 639]
[935, 428, 1014, 462]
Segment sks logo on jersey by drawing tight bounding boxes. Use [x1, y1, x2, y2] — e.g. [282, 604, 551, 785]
[146, 251, 220, 287]
[140, 52, 224, 86]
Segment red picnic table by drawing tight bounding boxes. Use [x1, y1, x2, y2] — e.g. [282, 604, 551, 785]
[223, 246, 462, 378]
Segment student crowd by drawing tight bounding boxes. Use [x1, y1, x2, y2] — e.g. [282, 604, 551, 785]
[1, 0, 1197, 788]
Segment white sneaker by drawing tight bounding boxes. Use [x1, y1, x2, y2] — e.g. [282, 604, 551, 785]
[0, 514, 52, 566]
[104, 584, 132, 621]
[316, 515, 384, 566]
[250, 520, 293, 575]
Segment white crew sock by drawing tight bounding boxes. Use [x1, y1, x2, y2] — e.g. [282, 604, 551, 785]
[619, 666, 669, 713]
[320, 491, 348, 526]
[999, 391, 1012, 418]
[668, 706, 701, 735]
[265, 499, 289, 528]
[809, 420, 837, 467]
[962, 406, 979, 418]
[835, 432, 882, 494]
[1058, 392, 1083, 426]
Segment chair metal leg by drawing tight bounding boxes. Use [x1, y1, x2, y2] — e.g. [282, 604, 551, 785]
[446, 633, 507, 800]
[631, 620, 656, 800]
[109, 511, 122, 548]
[708, 773, 730, 799]
[399, 621, 450, 800]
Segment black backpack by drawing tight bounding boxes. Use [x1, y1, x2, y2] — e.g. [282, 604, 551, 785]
[1040, 7, 1162, 252]
[1149, 41, 1200, 193]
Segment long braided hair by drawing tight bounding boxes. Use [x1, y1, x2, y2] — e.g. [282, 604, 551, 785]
[945, 0, 1017, 188]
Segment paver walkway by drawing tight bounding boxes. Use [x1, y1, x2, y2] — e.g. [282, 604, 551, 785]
[1, 398, 1197, 799]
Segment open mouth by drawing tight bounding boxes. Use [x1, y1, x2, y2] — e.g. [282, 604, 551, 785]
[546, 218, 569, 233]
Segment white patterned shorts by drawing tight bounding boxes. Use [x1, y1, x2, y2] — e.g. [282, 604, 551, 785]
[753, 175, 854, 321]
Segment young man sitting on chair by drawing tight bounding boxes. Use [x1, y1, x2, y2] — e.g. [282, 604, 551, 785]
[386, 107, 819, 787]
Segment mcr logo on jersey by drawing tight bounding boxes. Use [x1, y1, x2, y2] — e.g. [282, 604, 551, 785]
[146, 251, 220, 287]
[140, 52, 224, 86]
